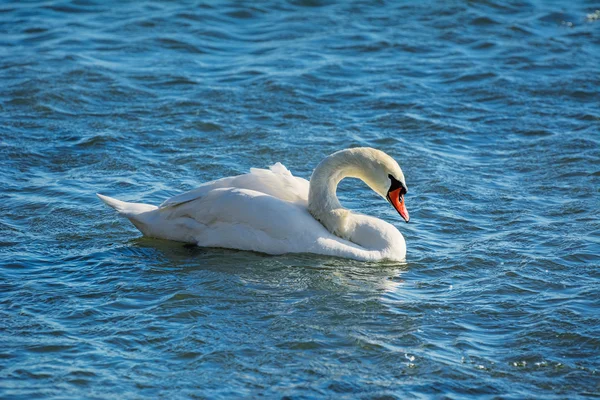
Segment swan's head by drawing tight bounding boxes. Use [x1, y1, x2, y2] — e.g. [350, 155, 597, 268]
[347, 148, 410, 223]
[367, 150, 410, 222]
[310, 147, 410, 223]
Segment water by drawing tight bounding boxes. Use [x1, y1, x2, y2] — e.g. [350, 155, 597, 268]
[1, 0, 599, 397]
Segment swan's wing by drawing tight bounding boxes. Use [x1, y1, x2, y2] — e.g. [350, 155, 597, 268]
[162, 187, 324, 253]
[159, 188, 379, 260]
[159, 163, 309, 209]
[246, 163, 309, 205]
[159, 176, 237, 208]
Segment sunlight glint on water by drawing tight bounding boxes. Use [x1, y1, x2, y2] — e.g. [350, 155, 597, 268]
[1, 0, 599, 398]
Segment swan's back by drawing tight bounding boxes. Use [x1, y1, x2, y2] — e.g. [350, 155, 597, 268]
[160, 163, 309, 208]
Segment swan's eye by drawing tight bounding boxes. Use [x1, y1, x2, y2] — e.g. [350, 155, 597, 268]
[388, 174, 407, 195]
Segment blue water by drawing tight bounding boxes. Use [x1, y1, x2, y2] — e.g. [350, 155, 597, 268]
[1, 0, 599, 398]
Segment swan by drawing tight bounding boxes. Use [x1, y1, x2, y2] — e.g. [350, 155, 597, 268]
[97, 147, 410, 261]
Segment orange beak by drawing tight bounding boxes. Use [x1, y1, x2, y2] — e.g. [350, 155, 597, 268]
[387, 188, 409, 223]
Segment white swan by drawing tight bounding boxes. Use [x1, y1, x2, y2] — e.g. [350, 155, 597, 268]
[97, 147, 410, 261]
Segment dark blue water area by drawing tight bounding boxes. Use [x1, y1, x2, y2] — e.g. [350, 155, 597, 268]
[1, 0, 599, 398]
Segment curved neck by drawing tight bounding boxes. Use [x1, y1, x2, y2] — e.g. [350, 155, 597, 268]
[307, 150, 376, 237]
[308, 153, 357, 215]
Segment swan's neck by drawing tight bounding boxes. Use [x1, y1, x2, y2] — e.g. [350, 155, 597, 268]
[308, 150, 375, 238]
[309, 155, 353, 214]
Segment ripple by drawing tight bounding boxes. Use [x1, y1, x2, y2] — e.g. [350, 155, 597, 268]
[1, 0, 599, 398]
[154, 37, 205, 54]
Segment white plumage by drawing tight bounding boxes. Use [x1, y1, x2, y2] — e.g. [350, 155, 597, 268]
[98, 147, 409, 261]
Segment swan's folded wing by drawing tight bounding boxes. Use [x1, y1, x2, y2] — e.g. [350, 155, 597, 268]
[156, 187, 384, 261]
[159, 176, 236, 208]
[246, 163, 309, 205]
[159, 163, 309, 209]
[162, 188, 326, 254]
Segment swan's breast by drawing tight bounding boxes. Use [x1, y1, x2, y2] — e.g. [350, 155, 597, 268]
[348, 214, 406, 256]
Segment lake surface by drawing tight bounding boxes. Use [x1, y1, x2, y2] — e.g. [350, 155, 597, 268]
[1, 0, 599, 398]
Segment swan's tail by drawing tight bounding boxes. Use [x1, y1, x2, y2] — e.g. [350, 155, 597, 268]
[97, 193, 157, 215]
[97, 193, 159, 235]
